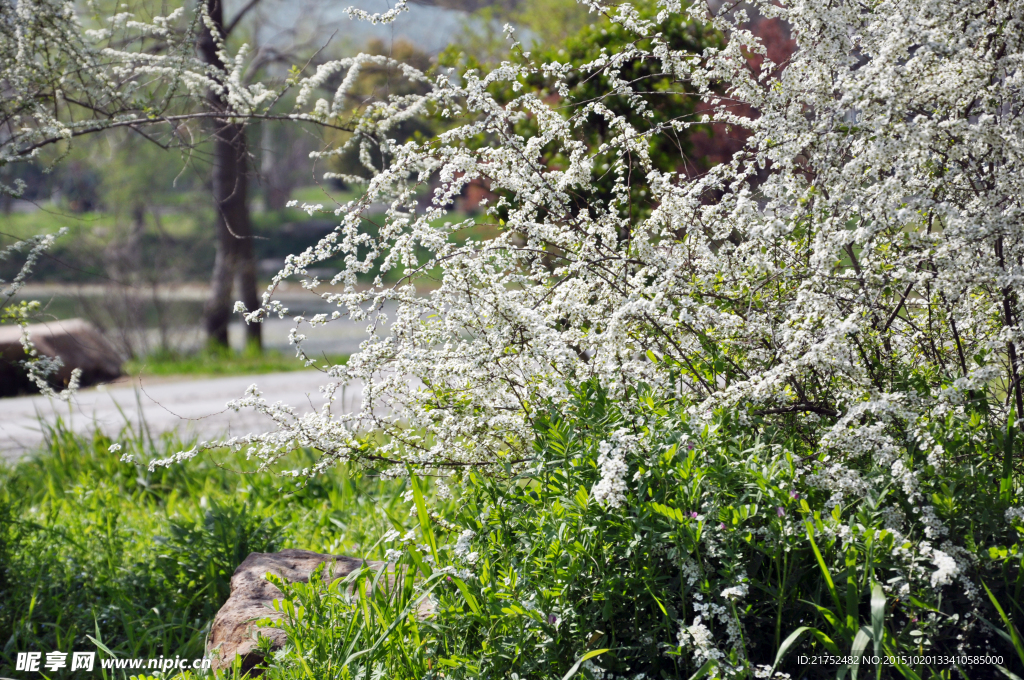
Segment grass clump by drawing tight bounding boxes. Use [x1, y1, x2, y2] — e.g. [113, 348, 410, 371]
[0, 419, 420, 678]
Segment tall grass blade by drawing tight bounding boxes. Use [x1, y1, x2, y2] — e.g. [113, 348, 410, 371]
[805, 522, 843, 617]
[560, 648, 610, 680]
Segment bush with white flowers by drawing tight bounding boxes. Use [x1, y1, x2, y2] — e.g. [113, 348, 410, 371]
[210, 0, 1024, 496]
[4, 0, 1024, 676]
[260, 380, 1022, 678]
[229, 0, 1024, 676]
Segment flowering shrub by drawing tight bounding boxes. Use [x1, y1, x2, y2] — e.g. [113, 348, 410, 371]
[197, 0, 1024, 499]
[12, 0, 1024, 489]
[430, 382, 1024, 678]
[127, 0, 1019, 673]
[5, 0, 1024, 675]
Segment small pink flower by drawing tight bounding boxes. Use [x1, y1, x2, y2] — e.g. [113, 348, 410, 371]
[789, 490, 799, 500]
[776, 506, 786, 517]
[547, 614, 558, 625]
[690, 511, 699, 519]
[719, 523, 726, 530]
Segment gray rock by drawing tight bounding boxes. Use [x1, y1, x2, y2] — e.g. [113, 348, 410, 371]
[0, 318, 122, 396]
[206, 549, 384, 674]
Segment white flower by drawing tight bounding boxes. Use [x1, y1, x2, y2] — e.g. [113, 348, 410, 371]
[593, 433, 635, 508]
[755, 666, 792, 679]
[930, 549, 959, 588]
[721, 583, 749, 601]
[452, 529, 476, 560]
[677, 617, 724, 667]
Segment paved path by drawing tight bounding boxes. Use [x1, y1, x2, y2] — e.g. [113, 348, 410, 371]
[0, 371, 362, 462]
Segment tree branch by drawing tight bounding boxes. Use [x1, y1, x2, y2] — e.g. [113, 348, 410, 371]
[225, 0, 262, 37]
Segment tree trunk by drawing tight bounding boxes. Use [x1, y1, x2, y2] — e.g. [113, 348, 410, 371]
[198, 0, 262, 351]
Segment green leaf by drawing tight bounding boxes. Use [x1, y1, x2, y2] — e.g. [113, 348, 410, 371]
[453, 577, 482, 616]
[845, 549, 859, 636]
[802, 600, 842, 631]
[996, 665, 1024, 680]
[686, 659, 719, 680]
[849, 626, 872, 680]
[907, 596, 939, 612]
[560, 648, 610, 680]
[979, 613, 1018, 648]
[870, 582, 885, 659]
[405, 544, 432, 578]
[651, 501, 685, 523]
[806, 522, 843, 618]
[410, 474, 439, 564]
[644, 581, 668, 618]
[86, 635, 118, 660]
[772, 626, 818, 675]
[982, 581, 1024, 665]
[575, 486, 589, 508]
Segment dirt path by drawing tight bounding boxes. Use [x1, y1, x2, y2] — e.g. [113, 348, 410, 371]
[0, 370, 363, 462]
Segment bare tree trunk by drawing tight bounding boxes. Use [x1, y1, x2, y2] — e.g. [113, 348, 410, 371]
[198, 0, 262, 351]
[0, 167, 13, 214]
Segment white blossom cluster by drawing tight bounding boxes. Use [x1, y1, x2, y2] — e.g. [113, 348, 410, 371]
[593, 429, 637, 508]
[173, 0, 1024, 501]
[451, 529, 479, 565]
[677, 615, 723, 668]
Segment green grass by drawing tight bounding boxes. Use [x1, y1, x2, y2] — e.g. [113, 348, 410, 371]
[0, 204, 206, 241]
[0, 207, 110, 239]
[0, 419, 422, 679]
[125, 349, 348, 378]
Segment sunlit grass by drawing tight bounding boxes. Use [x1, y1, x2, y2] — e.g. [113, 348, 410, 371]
[0, 417, 422, 676]
[125, 348, 348, 378]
